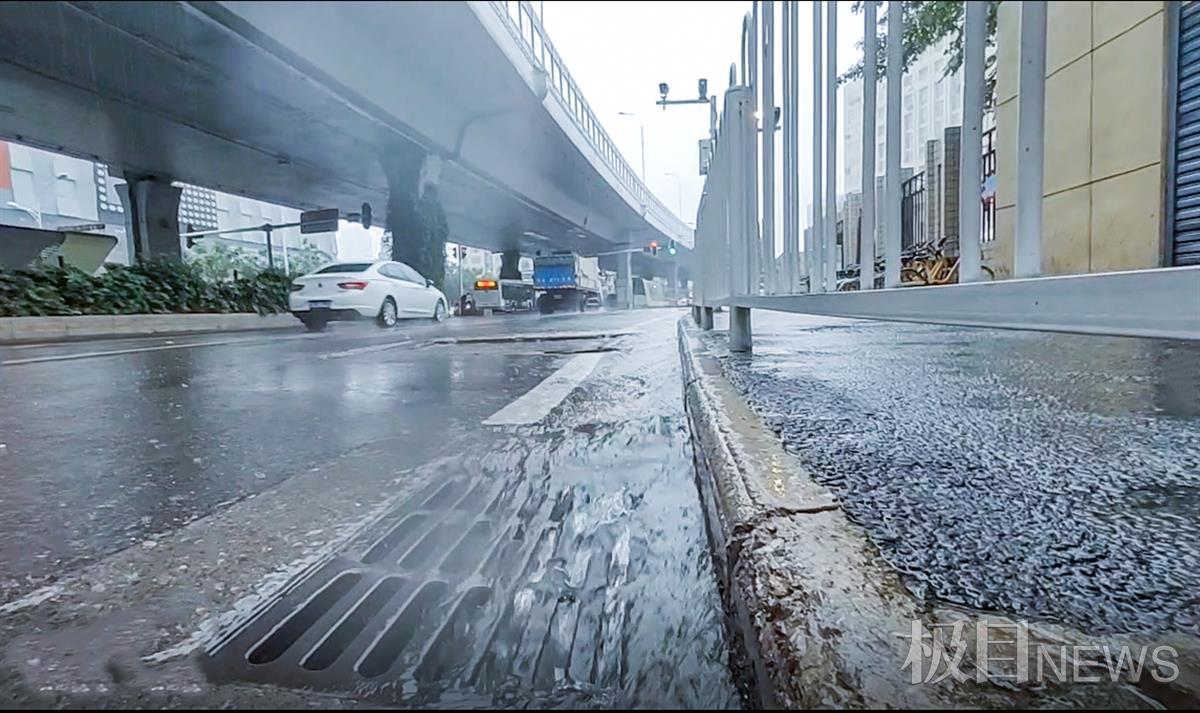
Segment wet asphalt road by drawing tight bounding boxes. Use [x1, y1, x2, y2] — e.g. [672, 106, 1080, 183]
[0, 308, 739, 707]
[702, 310, 1200, 639]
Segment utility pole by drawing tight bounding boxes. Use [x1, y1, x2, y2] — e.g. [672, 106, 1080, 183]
[664, 172, 683, 218]
[618, 111, 647, 181]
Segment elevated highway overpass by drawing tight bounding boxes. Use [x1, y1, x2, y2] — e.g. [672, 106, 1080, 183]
[0, 1, 693, 279]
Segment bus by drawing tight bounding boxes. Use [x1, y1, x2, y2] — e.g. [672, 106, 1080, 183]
[469, 277, 536, 314]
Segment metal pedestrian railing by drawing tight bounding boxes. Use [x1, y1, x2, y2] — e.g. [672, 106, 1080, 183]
[487, 0, 691, 245]
[900, 172, 925, 252]
[690, 1, 1200, 347]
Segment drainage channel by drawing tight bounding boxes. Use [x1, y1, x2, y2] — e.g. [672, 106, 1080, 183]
[200, 333, 741, 708]
[200, 464, 740, 707]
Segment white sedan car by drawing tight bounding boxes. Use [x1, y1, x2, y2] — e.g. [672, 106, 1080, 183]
[289, 261, 448, 332]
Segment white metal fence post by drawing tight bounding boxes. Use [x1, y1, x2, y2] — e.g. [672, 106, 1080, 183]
[812, 0, 824, 292]
[1015, 0, 1046, 278]
[789, 1, 801, 292]
[860, 0, 878, 290]
[959, 0, 986, 283]
[762, 1, 776, 295]
[824, 0, 838, 292]
[780, 0, 791, 293]
[884, 0, 903, 288]
[748, 10, 761, 294]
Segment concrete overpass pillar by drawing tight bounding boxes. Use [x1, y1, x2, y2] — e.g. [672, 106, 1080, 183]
[118, 177, 183, 261]
[618, 250, 634, 309]
[499, 248, 522, 280]
[701, 307, 713, 330]
[382, 143, 447, 287]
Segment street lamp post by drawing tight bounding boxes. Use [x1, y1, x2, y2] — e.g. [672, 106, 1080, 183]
[663, 172, 684, 218]
[617, 111, 647, 182]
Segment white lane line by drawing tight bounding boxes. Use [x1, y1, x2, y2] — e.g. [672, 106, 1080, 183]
[1, 332, 314, 366]
[2, 338, 257, 366]
[483, 351, 607, 426]
[320, 337, 412, 359]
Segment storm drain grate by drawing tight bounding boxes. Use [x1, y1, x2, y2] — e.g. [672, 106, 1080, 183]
[200, 469, 639, 704]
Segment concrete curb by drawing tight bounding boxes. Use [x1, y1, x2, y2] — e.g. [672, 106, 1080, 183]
[0, 313, 298, 344]
[676, 317, 1185, 708]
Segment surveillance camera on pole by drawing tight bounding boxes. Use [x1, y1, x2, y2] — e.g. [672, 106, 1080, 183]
[657, 78, 712, 110]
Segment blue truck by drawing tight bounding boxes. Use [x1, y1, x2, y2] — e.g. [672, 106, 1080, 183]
[532, 253, 602, 314]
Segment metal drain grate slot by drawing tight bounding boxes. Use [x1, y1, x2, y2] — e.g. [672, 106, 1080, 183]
[452, 480, 490, 511]
[421, 479, 468, 509]
[414, 585, 494, 683]
[247, 572, 362, 665]
[301, 576, 406, 672]
[486, 477, 529, 518]
[362, 514, 427, 565]
[440, 520, 494, 574]
[358, 580, 449, 679]
[400, 520, 464, 570]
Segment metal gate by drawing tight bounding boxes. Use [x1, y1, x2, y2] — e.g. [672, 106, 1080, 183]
[1173, 0, 1200, 265]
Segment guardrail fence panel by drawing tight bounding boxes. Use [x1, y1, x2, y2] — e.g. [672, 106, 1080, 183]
[690, 0, 1200, 342]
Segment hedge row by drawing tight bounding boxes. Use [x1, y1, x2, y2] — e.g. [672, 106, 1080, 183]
[0, 261, 291, 317]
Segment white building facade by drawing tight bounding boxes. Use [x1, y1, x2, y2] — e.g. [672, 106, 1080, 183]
[842, 35, 965, 194]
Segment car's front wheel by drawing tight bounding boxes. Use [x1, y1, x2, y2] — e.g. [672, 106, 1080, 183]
[377, 297, 398, 328]
[431, 300, 447, 322]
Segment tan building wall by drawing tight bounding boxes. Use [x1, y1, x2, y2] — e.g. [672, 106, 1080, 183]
[989, 1, 1169, 278]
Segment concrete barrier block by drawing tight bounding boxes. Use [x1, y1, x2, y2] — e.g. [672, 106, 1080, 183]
[2, 316, 71, 342]
[65, 315, 119, 338]
[1, 312, 298, 344]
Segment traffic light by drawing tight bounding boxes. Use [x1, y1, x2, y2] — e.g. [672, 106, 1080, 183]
[647, 240, 659, 256]
[667, 240, 677, 256]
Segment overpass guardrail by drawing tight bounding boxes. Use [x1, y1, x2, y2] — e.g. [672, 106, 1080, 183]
[486, 0, 693, 247]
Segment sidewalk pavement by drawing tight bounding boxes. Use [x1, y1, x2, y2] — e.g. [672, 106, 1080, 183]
[677, 314, 1194, 708]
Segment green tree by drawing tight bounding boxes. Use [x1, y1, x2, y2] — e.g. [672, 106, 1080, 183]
[840, 1, 1000, 109]
[287, 239, 332, 276]
[186, 242, 265, 282]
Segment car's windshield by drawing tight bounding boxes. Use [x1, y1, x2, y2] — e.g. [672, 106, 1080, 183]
[1, 1, 1197, 711]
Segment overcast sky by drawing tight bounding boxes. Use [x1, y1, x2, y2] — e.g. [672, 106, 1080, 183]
[542, 0, 863, 242]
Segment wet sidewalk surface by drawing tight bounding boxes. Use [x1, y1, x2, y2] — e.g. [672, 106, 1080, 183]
[700, 311, 1200, 638]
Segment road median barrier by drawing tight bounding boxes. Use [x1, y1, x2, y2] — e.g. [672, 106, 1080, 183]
[677, 316, 1190, 709]
[0, 313, 297, 345]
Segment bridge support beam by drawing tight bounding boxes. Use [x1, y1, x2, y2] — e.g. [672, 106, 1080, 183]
[701, 306, 714, 331]
[730, 306, 752, 352]
[118, 176, 182, 262]
[382, 144, 447, 288]
[499, 248, 522, 280]
[618, 250, 633, 309]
